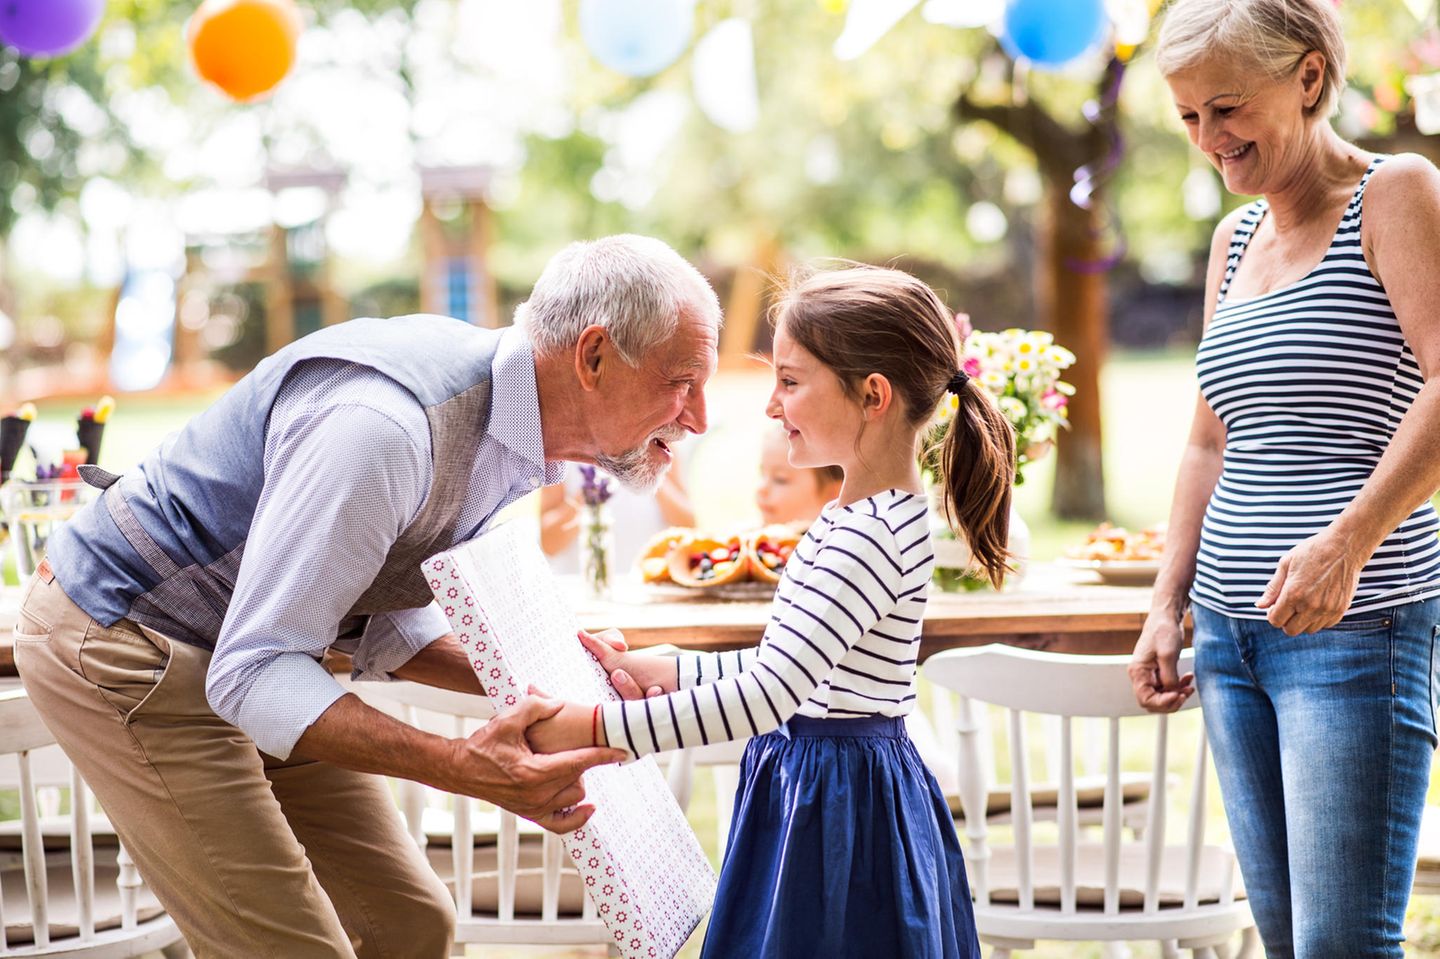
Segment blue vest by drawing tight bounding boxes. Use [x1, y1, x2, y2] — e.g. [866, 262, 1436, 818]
[50, 314, 500, 651]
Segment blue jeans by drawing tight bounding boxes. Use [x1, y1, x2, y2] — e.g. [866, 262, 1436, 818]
[1193, 598, 1440, 959]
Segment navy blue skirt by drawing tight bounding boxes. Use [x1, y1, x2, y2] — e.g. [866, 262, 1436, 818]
[700, 716, 980, 959]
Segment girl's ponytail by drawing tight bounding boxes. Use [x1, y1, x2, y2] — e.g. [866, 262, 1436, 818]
[939, 380, 1015, 588]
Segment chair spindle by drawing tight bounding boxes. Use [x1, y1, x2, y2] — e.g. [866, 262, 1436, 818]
[1144, 714, 1170, 914]
[1008, 708, 1034, 910]
[1103, 718, 1122, 914]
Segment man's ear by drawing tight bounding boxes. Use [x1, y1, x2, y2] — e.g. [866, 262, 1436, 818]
[575, 325, 608, 391]
[860, 373, 893, 420]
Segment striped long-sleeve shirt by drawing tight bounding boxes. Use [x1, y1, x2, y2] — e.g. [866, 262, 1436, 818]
[601, 489, 933, 759]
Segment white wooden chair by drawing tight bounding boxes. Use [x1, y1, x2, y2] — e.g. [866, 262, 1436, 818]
[347, 681, 617, 954]
[923, 646, 1258, 959]
[0, 687, 187, 957]
[923, 678, 1156, 836]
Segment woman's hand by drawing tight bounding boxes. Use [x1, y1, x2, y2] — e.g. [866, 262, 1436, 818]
[1256, 530, 1364, 635]
[1128, 610, 1195, 713]
[578, 628, 670, 699]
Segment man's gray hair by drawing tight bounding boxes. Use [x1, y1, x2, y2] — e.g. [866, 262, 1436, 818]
[518, 235, 722, 366]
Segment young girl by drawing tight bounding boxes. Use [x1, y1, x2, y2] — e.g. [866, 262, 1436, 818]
[528, 265, 1014, 958]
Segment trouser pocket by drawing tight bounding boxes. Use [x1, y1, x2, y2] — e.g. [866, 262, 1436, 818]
[12, 569, 57, 644]
[78, 619, 171, 720]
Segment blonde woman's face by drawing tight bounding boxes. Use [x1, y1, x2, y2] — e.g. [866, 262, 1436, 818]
[1167, 52, 1324, 197]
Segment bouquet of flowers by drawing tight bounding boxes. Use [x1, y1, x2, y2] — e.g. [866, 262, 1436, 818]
[923, 315, 1076, 486]
[922, 316, 1075, 592]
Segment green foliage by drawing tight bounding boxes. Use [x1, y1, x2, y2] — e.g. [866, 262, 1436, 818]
[2, 0, 1436, 310]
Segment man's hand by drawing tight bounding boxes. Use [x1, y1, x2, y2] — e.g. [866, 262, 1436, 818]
[1128, 611, 1194, 714]
[578, 628, 669, 699]
[1256, 530, 1363, 636]
[442, 695, 624, 833]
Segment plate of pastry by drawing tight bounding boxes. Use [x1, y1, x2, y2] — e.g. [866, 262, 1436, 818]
[1059, 522, 1165, 586]
[635, 525, 801, 601]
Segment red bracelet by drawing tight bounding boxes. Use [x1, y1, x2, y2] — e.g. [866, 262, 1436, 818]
[591, 704, 602, 747]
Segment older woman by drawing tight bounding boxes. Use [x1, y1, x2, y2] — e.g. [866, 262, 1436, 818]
[1127, 1, 1440, 955]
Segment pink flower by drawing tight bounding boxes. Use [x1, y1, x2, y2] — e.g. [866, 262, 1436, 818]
[954, 312, 973, 340]
[963, 356, 983, 377]
[1042, 389, 1068, 411]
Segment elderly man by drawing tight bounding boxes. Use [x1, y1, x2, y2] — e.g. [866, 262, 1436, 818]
[12, 234, 720, 957]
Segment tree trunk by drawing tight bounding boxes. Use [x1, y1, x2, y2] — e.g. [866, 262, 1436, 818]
[1040, 182, 1108, 521]
[721, 231, 783, 367]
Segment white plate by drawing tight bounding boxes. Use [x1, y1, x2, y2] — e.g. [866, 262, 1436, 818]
[1056, 558, 1161, 586]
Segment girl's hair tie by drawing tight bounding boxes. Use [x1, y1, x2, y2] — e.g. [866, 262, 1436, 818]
[946, 371, 969, 394]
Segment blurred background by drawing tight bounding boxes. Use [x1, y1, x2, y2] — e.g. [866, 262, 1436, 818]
[6, 2, 1440, 955]
[3, 0, 1438, 554]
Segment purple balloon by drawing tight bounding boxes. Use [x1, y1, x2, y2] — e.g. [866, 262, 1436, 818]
[0, 0, 105, 58]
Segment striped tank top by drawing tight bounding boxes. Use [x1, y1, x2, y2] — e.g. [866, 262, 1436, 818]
[1192, 156, 1440, 618]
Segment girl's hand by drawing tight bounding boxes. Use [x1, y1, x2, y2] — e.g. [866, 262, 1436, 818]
[524, 694, 605, 754]
[578, 629, 666, 700]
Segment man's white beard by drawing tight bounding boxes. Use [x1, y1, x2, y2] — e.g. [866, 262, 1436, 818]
[597, 426, 685, 494]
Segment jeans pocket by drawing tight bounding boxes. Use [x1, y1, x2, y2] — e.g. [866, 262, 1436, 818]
[1325, 613, 1394, 633]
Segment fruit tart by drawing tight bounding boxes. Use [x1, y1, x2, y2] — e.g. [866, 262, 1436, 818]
[745, 525, 800, 584]
[668, 533, 749, 588]
[637, 527, 693, 584]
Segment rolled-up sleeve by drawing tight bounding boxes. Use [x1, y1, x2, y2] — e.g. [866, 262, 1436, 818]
[205, 394, 430, 759]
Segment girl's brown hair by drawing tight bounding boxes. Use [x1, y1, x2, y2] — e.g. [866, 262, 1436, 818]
[772, 265, 1016, 587]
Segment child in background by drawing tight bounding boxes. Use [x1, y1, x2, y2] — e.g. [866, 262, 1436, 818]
[530, 265, 1014, 958]
[755, 424, 843, 528]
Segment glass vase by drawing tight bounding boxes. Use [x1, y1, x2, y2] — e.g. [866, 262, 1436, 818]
[579, 502, 615, 601]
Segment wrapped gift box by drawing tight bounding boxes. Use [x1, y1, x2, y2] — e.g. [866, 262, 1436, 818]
[426, 522, 716, 959]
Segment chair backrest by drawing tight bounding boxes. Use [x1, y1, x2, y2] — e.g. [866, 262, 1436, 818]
[0, 687, 181, 956]
[922, 645, 1235, 919]
[348, 680, 611, 948]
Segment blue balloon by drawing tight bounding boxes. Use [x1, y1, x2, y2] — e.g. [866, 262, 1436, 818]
[579, 0, 693, 78]
[1002, 0, 1107, 69]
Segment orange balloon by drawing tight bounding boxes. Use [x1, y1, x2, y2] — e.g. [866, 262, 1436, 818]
[187, 0, 302, 102]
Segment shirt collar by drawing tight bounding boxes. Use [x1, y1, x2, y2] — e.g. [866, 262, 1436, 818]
[490, 327, 566, 486]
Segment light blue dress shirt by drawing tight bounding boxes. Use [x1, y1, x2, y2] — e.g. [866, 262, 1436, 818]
[204, 328, 565, 758]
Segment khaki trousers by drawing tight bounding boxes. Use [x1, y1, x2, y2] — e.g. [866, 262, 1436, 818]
[12, 565, 455, 959]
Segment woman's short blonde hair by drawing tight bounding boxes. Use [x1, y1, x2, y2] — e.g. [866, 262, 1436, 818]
[1155, 0, 1347, 118]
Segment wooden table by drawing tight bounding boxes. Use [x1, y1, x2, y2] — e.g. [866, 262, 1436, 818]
[0, 563, 1175, 677]
[572, 563, 1173, 660]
